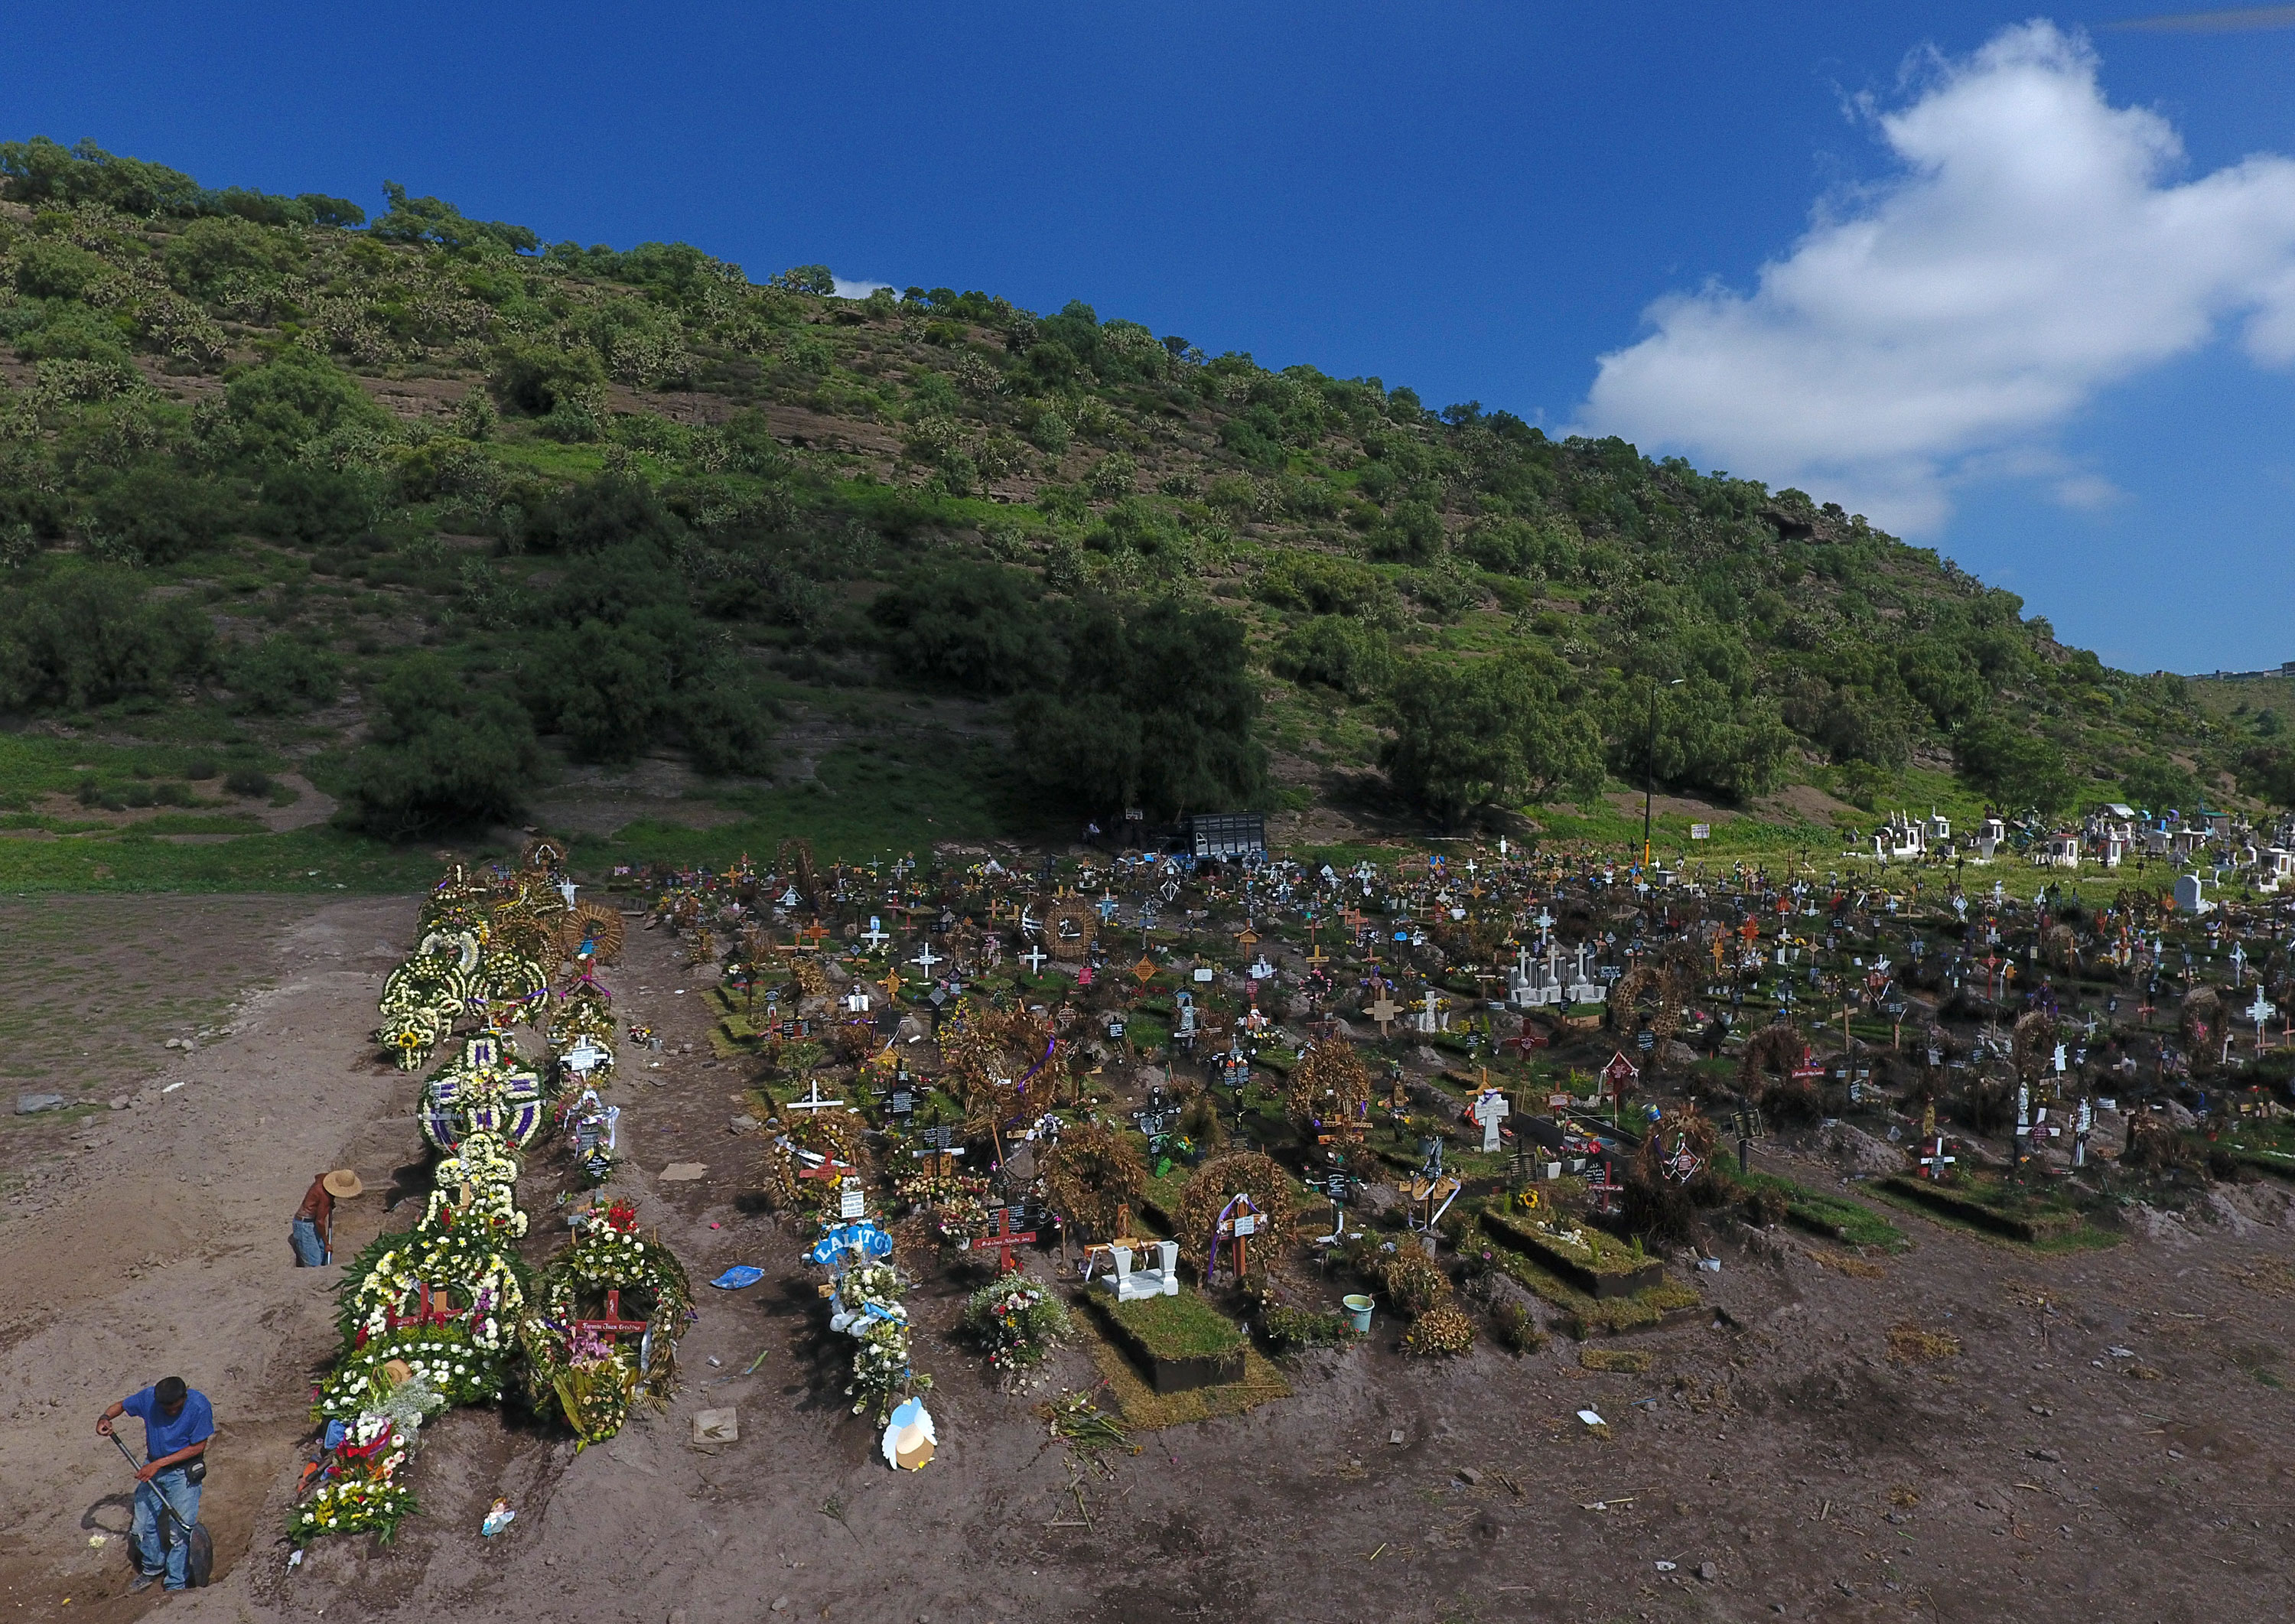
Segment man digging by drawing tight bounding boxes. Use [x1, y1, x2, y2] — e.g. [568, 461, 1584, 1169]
[291, 1168, 363, 1267]
[96, 1375, 213, 1593]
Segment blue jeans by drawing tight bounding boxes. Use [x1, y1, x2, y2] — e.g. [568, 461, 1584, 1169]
[132, 1468, 200, 1590]
[291, 1216, 327, 1266]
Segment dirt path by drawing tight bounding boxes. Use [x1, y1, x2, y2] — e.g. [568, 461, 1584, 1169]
[2, 906, 2292, 1624]
[0, 897, 414, 1616]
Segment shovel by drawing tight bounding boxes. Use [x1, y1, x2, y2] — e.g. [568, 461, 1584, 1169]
[110, 1433, 213, 1589]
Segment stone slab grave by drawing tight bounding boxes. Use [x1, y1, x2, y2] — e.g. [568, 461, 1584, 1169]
[692, 1408, 738, 1444]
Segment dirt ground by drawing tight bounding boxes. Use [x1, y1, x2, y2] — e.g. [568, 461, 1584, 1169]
[3, 899, 2293, 1624]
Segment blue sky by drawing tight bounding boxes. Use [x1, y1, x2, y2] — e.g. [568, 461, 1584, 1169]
[8, 3, 2295, 674]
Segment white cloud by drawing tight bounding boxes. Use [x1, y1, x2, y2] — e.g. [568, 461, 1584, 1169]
[832, 275, 893, 300]
[1579, 21, 2295, 531]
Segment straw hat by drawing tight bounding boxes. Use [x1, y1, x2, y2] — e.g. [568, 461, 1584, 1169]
[322, 1169, 365, 1199]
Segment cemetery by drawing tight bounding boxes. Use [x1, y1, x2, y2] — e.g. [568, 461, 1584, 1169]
[11, 820, 2295, 1622]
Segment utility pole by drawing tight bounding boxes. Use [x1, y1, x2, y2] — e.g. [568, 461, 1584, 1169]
[1643, 679, 1682, 873]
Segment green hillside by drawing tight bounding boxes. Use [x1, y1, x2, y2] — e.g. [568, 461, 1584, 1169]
[0, 135, 2271, 880]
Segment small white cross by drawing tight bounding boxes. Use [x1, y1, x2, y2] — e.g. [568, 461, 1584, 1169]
[912, 943, 941, 975]
[861, 917, 889, 950]
[1472, 1089, 1510, 1152]
[789, 1081, 848, 1114]
[1020, 944, 1048, 975]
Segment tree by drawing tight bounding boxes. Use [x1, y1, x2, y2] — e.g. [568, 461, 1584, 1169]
[870, 562, 1059, 695]
[1013, 594, 1266, 819]
[226, 634, 340, 714]
[519, 619, 678, 762]
[344, 657, 541, 838]
[1955, 720, 2076, 817]
[679, 678, 776, 776]
[1271, 616, 1392, 700]
[773, 265, 835, 295]
[0, 564, 212, 711]
[1382, 649, 1603, 822]
[84, 461, 240, 564]
[370, 182, 538, 254]
[225, 349, 394, 463]
[487, 340, 607, 420]
[2119, 755, 2201, 816]
[14, 239, 110, 301]
[162, 216, 302, 297]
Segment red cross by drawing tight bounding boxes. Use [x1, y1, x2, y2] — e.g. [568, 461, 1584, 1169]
[569, 1287, 649, 1343]
[965, 1206, 1037, 1272]
[382, 1281, 461, 1334]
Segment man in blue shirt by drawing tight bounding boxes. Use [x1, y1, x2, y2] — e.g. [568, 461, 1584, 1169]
[96, 1377, 213, 1592]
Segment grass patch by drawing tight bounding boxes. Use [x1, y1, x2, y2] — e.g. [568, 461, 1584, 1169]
[1886, 1323, 1962, 1364]
[1099, 1290, 1246, 1361]
[0, 826, 448, 893]
[596, 740, 1043, 867]
[1871, 1175, 2119, 1252]
[1579, 1347, 1653, 1374]
[1722, 1168, 1909, 1252]
[1476, 1216, 1700, 1339]
[1079, 1316, 1291, 1430]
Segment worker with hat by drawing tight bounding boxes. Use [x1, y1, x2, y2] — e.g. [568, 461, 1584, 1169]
[291, 1170, 363, 1267]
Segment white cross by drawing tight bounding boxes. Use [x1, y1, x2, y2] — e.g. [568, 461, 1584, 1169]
[1020, 944, 1048, 975]
[1472, 1089, 1510, 1152]
[2249, 988, 2277, 1027]
[912, 943, 941, 975]
[861, 917, 889, 950]
[557, 877, 578, 909]
[788, 1080, 848, 1114]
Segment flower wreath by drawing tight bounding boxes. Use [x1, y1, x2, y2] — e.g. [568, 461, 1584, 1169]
[316, 1321, 507, 1417]
[289, 1473, 418, 1547]
[339, 1223, 532, 1349]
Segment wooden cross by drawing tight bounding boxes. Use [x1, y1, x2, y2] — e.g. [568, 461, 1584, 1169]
[569, 1287, 649, 1345]
[910, 1126, 965, 1178]
[1210, 1193, 1265, 1283]
[384, 1281, 459, 1333]
[966, 1205, 1037, 1272]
